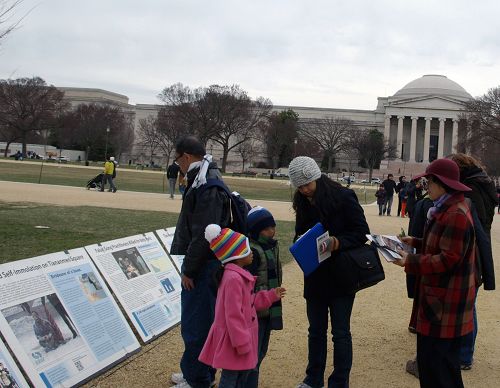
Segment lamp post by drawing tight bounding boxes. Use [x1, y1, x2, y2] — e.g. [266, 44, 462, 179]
[104, 126, 110, 160]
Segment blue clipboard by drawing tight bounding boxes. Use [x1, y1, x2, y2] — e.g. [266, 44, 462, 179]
[289, 223, 327, 276]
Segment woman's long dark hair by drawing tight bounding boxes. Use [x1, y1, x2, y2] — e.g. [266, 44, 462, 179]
[292, 174, 344, 230]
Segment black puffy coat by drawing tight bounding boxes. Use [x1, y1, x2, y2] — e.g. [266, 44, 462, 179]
[295, 184, 370, 300]
[170, 163, 230, 279]
[461, 166, 497, 237]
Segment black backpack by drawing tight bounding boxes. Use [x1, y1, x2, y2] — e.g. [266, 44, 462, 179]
[197, 179, 251, 234]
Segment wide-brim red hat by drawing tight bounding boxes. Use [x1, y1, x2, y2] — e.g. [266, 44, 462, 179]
[413, 158, 471, 192]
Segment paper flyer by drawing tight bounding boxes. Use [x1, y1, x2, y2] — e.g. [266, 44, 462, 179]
[155, 227, 184, 273]
[85, 233, 182, 343]
[0, 249, 140, 388]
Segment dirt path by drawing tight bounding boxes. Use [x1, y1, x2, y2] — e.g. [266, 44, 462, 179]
[1, 180, 499, 387]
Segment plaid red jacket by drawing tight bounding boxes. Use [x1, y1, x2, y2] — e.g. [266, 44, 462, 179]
[405, 192, 477, 338]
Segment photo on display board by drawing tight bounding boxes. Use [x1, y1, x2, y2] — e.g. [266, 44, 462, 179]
[1, 294, 84, 367]
[0, 360, 20, 388]
[111, 247, 150, 279]
[78, 271, 107, 303]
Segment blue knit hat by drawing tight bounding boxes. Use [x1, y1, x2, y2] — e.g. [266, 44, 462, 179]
[247, 206, 276, 240]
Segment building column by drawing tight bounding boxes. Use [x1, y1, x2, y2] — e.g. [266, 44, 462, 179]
[409, 116, 418, 162]
[397, 115, 404, 158]
[438, 118, 446, 159]
[384, 115, 391, 143]
[423, 117, 432, 163]
[452, 119, 459, 153]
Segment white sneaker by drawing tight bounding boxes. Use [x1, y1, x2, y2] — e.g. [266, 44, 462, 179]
[171, 373, 185, 384]
[296, 384, 324, 388]
[170, 382, 192, 388]
[170, 373, 215, 387]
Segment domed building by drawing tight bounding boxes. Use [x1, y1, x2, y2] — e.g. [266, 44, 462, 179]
[382, 74, 471, 164]
[57, 74, 473, 173]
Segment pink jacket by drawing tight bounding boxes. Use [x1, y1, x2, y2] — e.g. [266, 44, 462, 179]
[198, 263, 279, 370]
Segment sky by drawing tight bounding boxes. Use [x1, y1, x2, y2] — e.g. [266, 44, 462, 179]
[1, 0, 500, 109]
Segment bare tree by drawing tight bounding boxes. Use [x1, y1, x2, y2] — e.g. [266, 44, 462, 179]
[156, 107, 183, 166]
[0, 122, 20, 156]
[210, 86, 272, 172]
[63, 103, 130, 163]
[137, 116, 160, 164]
[157, 83, 222, 145]
[236, 138, 256, 172]
[260, 109, 299, 170]
[347, 128, 396, 180]
[299, 116, 354, 172]
[0, 0, 23, 43]
[0, 77, 68, 156]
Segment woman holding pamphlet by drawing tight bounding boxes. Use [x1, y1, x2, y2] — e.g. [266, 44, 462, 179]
[289, 156, 370, 388]
[394, 158, 477, 388]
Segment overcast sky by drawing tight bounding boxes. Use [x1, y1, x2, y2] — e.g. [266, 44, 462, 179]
[1, 0, 499, 109]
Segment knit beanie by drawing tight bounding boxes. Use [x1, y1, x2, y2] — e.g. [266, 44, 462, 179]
[288, 156, 322, 187]
[247, 206, 276, 240]
[205, 224, 251, 264]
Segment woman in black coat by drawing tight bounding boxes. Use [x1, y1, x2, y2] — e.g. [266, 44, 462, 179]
[289, 156, 370, 388]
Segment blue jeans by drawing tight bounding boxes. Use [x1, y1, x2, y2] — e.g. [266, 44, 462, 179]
[219, 369, 251, 388]
[460, 288, 479, 366]
[303, 295, 355, 388]
[101, 174, 116, 191]
[383, 195, 393, 215]
[245, 317, 272, 388]
[180, 260, 219, 388]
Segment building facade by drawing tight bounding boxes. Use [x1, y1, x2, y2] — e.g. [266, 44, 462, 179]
[59, 74, 472, 172]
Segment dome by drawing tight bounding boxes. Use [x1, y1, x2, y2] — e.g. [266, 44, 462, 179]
[393, 75, 472, 100]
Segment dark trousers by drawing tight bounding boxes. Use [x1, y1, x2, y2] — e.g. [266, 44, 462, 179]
[101, 174, 116, 191]
[417, 334, 464, 388]
[383, 195, 394, 215]
[397, 196, 403, 216]
[303, 295, 355, 388]
[246, 317, 272, 388]
[460, 289, 478, 366]
[180, 260, 219, 388]
[219, 369, 251, 388]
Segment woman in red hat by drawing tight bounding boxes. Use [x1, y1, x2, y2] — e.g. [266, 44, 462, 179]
[393, 158, 477, 388]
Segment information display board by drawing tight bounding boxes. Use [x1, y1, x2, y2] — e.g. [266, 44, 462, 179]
[0, 340, 29, 388]
[155, 227, 184, 273]
[0, 249, 140, 388]
[85, 233, 181, 343]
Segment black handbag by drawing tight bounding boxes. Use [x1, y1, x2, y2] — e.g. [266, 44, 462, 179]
[331, 243, 385, 293]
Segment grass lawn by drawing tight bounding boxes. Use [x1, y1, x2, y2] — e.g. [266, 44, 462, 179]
[0, 202, 296, 266]
[0, 160, 375, 203]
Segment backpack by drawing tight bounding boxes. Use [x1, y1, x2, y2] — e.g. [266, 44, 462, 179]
[197, 179, 252, 234]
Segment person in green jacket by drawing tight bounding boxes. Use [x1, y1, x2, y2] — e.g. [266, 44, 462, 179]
[245, 206, 283, 388]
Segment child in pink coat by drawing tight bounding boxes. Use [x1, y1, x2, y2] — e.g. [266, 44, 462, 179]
[199, 224, 286, 388]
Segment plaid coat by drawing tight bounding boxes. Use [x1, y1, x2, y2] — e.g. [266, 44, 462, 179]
[405, 192, 477, 338]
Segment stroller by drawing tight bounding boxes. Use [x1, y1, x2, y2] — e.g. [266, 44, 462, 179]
[86, 173, 104, 190]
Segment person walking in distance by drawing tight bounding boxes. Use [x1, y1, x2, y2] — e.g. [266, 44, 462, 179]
[167, 161, 181, 199]
[101, 156, 117, 193]
[169, 136, 231, 388]
[382, 174, 397, 216]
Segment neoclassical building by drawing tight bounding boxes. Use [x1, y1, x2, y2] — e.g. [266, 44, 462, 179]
[58, 74, 472, 172]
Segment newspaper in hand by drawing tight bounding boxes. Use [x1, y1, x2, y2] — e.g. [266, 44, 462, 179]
[366, 234, 415, 262]
[316, 231, 332, 263]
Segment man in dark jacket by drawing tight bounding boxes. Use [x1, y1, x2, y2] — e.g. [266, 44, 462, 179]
[170, 136, 230, 388]
[167, 162, 180, 199]
[382, 174, 397, 216]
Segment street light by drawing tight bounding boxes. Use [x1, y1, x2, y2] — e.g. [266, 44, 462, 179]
[104, 126, 110, 160]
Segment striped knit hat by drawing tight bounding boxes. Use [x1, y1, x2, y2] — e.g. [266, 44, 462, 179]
[205, 224, 251, 264]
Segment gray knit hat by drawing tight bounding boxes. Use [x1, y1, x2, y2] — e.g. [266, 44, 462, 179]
[288, 156, 322, 187]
